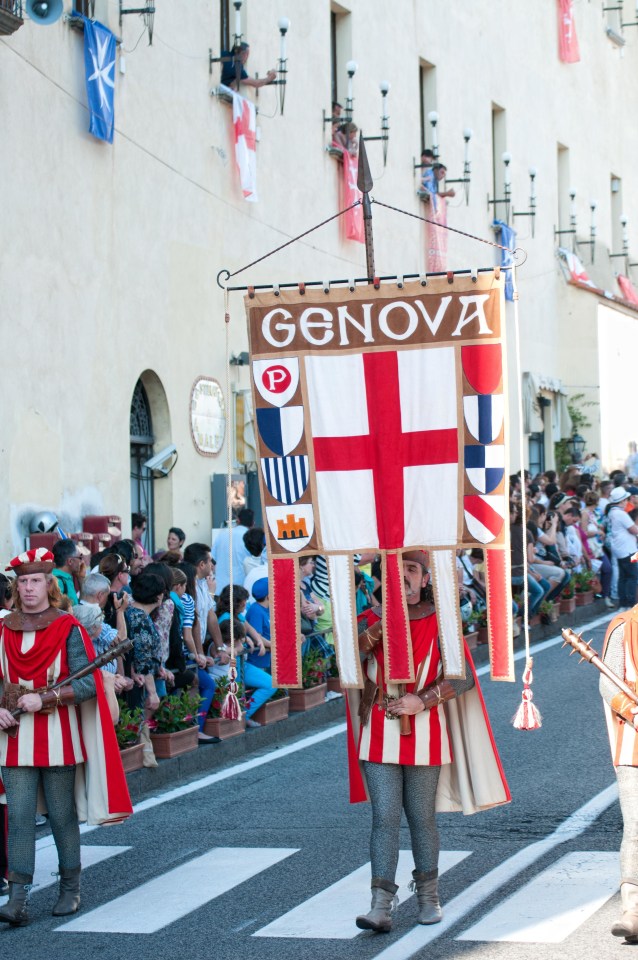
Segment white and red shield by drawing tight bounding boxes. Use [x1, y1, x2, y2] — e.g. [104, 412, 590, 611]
[253, 358, 300, 407]
[464, 495, 506, 544]
[266, 504, 315, 553]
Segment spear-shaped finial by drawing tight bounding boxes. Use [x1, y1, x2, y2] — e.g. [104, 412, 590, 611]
[357, 133, 375, 281]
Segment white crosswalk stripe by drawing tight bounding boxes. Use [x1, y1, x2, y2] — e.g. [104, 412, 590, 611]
[254, 849, 470, 939]
[55, 847, 298, 934]
[0, 845, 129, 905]
[457, 851, 619, 943]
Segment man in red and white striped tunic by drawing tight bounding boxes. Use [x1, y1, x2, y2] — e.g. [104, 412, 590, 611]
[0, 549, 132, 927]
[349, 550, 509, 933]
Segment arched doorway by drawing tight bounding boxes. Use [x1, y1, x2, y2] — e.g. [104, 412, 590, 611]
[130, 380, 155, 551]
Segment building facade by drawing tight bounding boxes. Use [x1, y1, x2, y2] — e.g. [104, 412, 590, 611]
[3, 0, 638, 554]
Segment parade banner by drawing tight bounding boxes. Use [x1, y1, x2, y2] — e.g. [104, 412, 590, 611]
[246, 273, 513, 688]
[558, 0, 580, 64]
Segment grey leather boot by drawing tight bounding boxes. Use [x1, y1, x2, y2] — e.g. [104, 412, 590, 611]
[612, 880, 638, 941]
[0, 872, 31, 926]
[52, 865, 81, 917]
[409, 869, 442, 924]
[356, 877, 399, 932]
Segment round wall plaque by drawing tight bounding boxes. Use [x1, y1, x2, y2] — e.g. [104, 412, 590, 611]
[190, 377, 225, 456]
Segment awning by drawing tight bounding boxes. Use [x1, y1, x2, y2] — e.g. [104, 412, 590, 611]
[522, 372, 572, 439]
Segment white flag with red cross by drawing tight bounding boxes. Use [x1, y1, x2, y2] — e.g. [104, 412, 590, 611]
[245, 275, 513, 690]
[229, 87, 258, 201]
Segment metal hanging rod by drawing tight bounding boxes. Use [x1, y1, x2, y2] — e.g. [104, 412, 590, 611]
[216, 265, 510, 294]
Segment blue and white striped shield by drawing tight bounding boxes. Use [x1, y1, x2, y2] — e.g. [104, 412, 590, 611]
[261, 455, 309, 505]
[463, 394, 504, 444]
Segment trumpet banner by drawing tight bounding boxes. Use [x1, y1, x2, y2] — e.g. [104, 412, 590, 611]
[245, 273, 513, 687]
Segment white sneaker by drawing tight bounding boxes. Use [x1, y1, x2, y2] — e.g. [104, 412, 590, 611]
[245, 717, 261, 728]
[605, 597, 616, 609]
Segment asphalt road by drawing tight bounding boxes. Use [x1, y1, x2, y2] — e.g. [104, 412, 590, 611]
[0, 612, 629, 960]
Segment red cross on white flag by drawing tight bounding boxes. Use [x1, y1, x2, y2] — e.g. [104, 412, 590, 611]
[231, 90, 258, 201]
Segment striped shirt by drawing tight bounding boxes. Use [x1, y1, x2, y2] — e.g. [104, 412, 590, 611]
[358, 612, 451, 767]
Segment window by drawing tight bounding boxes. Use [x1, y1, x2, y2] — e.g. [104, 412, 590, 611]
[220, 0, 230, 53]
[557, 143, 571, 233]
[491, 103, 507, 207]
[73, 0, 95, 16]
[329, 3, 351, 108]
[528, 433, 545, 477]
[611, 174, 623, 253]
[419, 61, 437, 154]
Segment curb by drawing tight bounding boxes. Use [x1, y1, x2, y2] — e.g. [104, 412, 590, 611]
[123, 600, 611, 804]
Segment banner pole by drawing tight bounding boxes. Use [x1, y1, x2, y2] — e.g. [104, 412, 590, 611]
[357, 133, 376, 281]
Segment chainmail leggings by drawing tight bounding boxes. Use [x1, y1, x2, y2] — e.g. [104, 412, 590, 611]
[616, 766, 638, 883]
[363, 760, 441, 882]
[1, 766, 80, 880]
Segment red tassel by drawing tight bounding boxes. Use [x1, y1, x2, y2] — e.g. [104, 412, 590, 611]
[220, 665, 241, 721]
[512, 657, 542, 730]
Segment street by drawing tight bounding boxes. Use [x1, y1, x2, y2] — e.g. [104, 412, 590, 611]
[0, 611, 628, 960]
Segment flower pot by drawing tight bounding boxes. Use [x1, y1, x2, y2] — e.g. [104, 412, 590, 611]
[463, 630, 479, 650]
[119, 742, 144, 773]
[326, 676, 342, 694]
[477, 626, 489, 645]
[150, 725, 199, 759]
[252, 698, 290, 725]
[288, 682, 328, 712]
[575, 590, 594, 606]
[560, 597, 576, 614]
[204, 713, 246, 739]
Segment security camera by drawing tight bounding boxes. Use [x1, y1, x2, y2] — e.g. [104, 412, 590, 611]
[143, 444, 178, 476]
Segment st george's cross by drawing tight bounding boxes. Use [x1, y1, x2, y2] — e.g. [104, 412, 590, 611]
[245, 274, 513, 689]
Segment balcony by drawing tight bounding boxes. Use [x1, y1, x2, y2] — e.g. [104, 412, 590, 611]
[0, 0, 23, 36]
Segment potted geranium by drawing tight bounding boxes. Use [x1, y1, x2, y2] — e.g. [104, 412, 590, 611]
[148, 689, 201, 759]
[288, 649, 328, 712]
[470, 608, 489, 645]
[115, 703, 144, 773]
[539, 599, 559, 625]
[252, 687, 290, 726]
[574, 570, 595, 606]
[560, 582, 576, 615]
[204, 675, 247, 739]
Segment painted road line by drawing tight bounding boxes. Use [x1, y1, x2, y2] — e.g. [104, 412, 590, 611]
[457, 850, 618, 943]
[254, 850, 470, 940]
[55, 846, 298, 934]
[0, 846, 129, 905]
[371, 782, 618, 960]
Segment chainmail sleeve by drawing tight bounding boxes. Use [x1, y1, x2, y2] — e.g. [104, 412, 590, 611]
[66, 625, 97, 703]
[600, 622, 624, 707]
[446, 669, 475, 697]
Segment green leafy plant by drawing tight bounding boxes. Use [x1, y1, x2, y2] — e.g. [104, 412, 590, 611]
[301, 649, 328, 689]
[115, 703, 143, 749]
[148, 689, 202, 733]
[561, 582, 575, 599]
[573, 570, 594, 593]
[539, 599, 557, 624]
[468, 608, 488, 629]
[326, 652, 339, 678]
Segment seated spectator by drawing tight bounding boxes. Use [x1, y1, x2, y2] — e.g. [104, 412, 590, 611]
[215, 584, 266, 658]
[131, 512, 149, 558]
[164, 568, 196, 692]
[123, 572, 164, 716]
[99, 553, 131, 627]
[510, 502, 549, 618]
[243, 527, 266, 577]
[218, 617, 275, 728]
[174, 561, 220, 743]
[245, 578, 271, 669]
[52, 539, 84, 605]
[530, 508, 571, 602]
[144, 563, 177, 699]
[154, 527, 186, 561]
[184, 542, 223, 650]
[556, 506, 587, 571]
[559, 466, 582, 494]
[71, 603, 119, 722]
[221, 41, 277, 90]
[80, 572, 133, 695]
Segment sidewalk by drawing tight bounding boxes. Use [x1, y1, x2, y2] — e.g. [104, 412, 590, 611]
[124, 599, 611, 804]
